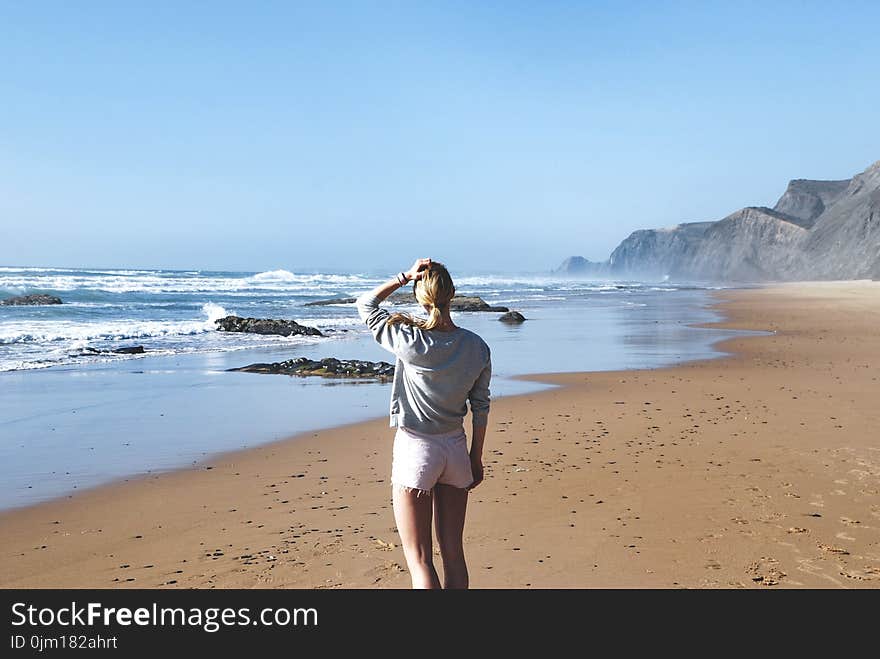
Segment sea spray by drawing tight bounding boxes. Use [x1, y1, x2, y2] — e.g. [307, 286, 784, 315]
[202, 302, 233, 329]
[249, 269, 298, 282]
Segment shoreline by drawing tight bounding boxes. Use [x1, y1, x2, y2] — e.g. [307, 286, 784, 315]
[0, 287, 748, 515]
[1, 281, 878, 588]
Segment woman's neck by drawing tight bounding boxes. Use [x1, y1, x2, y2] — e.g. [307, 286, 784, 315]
[435, 311, 457, 331]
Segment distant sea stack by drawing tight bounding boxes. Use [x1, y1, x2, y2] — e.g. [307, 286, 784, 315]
[555, 159, 880, 282]
[554, 257, 608, 277]
[1, 294, 63, 306]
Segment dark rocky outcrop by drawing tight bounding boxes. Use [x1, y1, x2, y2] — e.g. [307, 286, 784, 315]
[215, 316, 323, 337]
[1, 294, 63, 306]
[555, 159, 880, 282]
[498, 311, 526, 323]
[229, 357, 394, 380]
[448, 296, 508, 312]
[306, 293, 508, 312]
[70, 345, 145, 357]
[112, 346, 146, 354]
[304, 296, 356, 306]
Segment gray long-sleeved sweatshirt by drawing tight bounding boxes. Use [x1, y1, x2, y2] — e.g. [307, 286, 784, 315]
[356, 292, 491, 434]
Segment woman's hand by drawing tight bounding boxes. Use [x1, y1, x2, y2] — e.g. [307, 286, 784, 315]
[406, 258, 432, 282]
[468, 453, 484, 490]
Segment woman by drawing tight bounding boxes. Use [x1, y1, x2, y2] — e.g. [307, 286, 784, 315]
[356, 258, 491, 589]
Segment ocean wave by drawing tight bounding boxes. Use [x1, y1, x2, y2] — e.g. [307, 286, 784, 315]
[0, 330, 331, 373]
[201, 301, 231, 325]
[0, 302, 232, 345]
[249, 269, 299, 282]
[0, 359, 58, 372]
[0, 266, 161, 276]
[0, 270, 379, 295]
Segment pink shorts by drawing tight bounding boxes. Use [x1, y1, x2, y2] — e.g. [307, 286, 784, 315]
[391, 425, 473, 494]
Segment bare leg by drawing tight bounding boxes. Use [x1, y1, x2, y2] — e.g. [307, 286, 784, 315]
[392, 486, 441, 589]
[433, 484, 469, 589]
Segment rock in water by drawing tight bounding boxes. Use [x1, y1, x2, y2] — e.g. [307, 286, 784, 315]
[1, 294, 63, 305]
[304, 297, 356, 306]
[448, 296, 509, 312]
[112, 346, 145, 354]
[69, 345, 146, 357]
[305, 293, 508, 312]
[498, 311, 526, 323]
[229, 357, 395, 380]
[215, 316, 323, 337]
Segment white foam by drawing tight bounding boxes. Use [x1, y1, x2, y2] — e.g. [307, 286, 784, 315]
[0, 270, 379, 295]
[249, 269, 298, 282]
[0, 331, 330, 372]
[0, 303, 236, 346]
[296, 316, 365, 328]
[201, 302, 232, 327]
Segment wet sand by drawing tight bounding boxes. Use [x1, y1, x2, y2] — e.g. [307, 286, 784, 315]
[1, 281, 878, 588]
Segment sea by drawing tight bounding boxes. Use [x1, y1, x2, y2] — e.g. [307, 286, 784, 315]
[0, 266, 756, 510]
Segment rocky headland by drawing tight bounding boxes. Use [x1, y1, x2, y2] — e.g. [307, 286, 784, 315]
[556, 159, 880, 282]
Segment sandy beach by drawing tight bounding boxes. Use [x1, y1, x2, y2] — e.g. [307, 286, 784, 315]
[1, 281, 878, 589]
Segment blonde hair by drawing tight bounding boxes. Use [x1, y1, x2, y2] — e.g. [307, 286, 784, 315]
[387, 261, 455, 330]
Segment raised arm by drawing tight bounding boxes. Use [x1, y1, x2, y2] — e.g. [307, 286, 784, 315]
[355, 258, 432, 353]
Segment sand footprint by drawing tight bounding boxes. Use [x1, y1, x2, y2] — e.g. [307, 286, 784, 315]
[839, 565, 880, 582]
[366, 560, 404, 585]
[747, 556, 786, 586]
[818, 543, 850, 555]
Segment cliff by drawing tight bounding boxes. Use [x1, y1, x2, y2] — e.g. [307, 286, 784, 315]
[801, 161, 880, 280]
[606, 222, 713, 279]
[556, 160, 880, 282]
[675, 208, 808, 281]
[771, 178, 850, 229]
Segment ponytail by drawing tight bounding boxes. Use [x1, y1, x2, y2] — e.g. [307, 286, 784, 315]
[387, 302, 446, 330]
[386, 261, 455, 331]
[425, 304, 444, 330]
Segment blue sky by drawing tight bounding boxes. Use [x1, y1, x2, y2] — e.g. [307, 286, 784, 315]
[1, 1, 878, 274]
